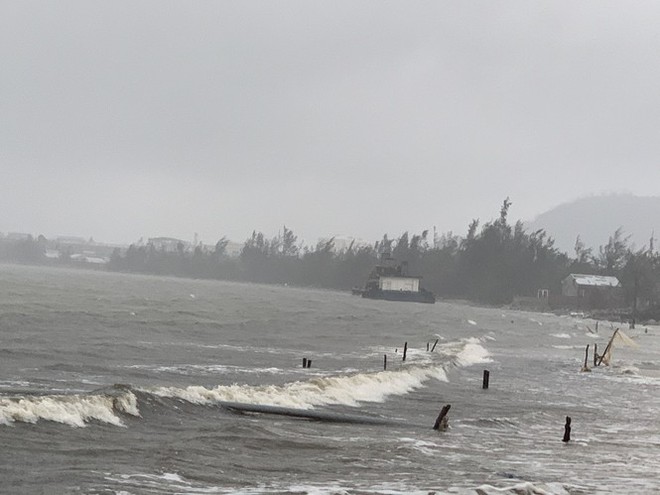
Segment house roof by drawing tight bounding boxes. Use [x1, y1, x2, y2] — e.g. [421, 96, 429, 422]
[566, 274, 621, 288]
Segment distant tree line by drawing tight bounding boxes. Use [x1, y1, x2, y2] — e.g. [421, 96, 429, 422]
[3, 199, 660, 312]
[0, 234, 48, 264]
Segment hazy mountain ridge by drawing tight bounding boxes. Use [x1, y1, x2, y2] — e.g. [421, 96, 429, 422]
[526, 194, 660, 255]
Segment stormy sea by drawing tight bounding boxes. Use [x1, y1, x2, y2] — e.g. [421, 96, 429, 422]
[1, 264, 659, 494]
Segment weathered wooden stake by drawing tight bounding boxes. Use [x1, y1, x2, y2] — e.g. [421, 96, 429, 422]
[562, 416, 571, 442]
[581, 344, 590, 371]
[302, 358, 307, 368]
[593, 343, 598, 367]
[431, 339, 439, 352]
[426, 342, 430, 351]
[306, 359, 312, 368]
[383, 354, 387, 370]
[597, 328, 619, 366]
[432, 404, 451, 431]
[403, 342, 408, 361]
[482, 369, 490, 389]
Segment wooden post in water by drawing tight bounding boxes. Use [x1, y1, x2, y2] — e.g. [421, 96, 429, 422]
[426, 342, 430, 351]
[403, 342, 408, 361]
[383, 354, 387, 371]
[302, 358, 307, 368]
[306, 359, 312, 368]
[482, 370, 490, 389]
[431, 339, 439, 352]
[433, 404, 451, 431]
[581, 344, 590, 371]
[593, 343, 598, 367]
[562, 416, 571, 442]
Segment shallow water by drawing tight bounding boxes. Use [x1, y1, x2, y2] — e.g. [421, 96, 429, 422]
[1, 264, 659, 494]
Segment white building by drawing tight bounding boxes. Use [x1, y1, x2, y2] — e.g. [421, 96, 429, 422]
[561, 274, 621, 297]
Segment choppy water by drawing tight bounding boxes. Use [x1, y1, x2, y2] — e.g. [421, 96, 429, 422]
[1, 264, 659, 494]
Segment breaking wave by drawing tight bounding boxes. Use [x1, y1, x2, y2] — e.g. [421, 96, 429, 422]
[145, 364, 449, 409]
[0, 385, 140, 427]
[453, 337, 492, 367]
[146, 338, 490, 409]
[0, 338, 491, 427]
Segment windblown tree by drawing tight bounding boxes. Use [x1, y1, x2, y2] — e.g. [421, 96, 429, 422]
[240, 231, 271, 282]
[455, 198, 567, 304]
[620, 247, 660, 316]
[416, 232, 460, 297]
[596, 227, 630, 274]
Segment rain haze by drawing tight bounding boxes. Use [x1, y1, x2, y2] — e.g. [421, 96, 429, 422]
[6, 4, 660, 493]
[2, 1, 660, 246]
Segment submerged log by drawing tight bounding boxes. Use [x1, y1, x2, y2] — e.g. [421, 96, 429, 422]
[219, 401, 397, 425]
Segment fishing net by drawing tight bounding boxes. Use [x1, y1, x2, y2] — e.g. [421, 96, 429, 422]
[600, 329, 638, 366]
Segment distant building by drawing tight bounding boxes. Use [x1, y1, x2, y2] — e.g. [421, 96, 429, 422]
[147, 237, 190, 253]
[70, 253, 108, 265]
[561, 274, 624, 309]
[45, 249, 60, 259]
[225, 241, 243, 257]
[6, 232, 31, 241]
[56, 236, 87, 245]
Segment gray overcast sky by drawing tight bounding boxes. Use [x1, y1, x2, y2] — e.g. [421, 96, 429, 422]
[2, 1, 660, 246]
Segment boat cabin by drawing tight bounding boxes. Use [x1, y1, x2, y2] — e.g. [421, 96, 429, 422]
[378, 275, 421, 292]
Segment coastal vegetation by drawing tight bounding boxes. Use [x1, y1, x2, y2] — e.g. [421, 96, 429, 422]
[2, 200, 660, 313]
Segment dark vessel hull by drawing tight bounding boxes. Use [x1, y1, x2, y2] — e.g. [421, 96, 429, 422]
[361, 288, 435, 304]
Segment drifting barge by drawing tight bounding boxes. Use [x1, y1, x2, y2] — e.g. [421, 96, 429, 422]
[355, 253, 435, 304]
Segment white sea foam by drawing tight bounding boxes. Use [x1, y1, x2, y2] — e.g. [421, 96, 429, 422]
[453, 338, 492, 367]
[551, 333, 571, 339]
[0, 390, 140, 427]
[467, 319, 477, 326]
[106, 472, 361, 495]
[105, 476, 572, 495]
[469, 481, 570, 494]
[398, 437, 439, 456]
